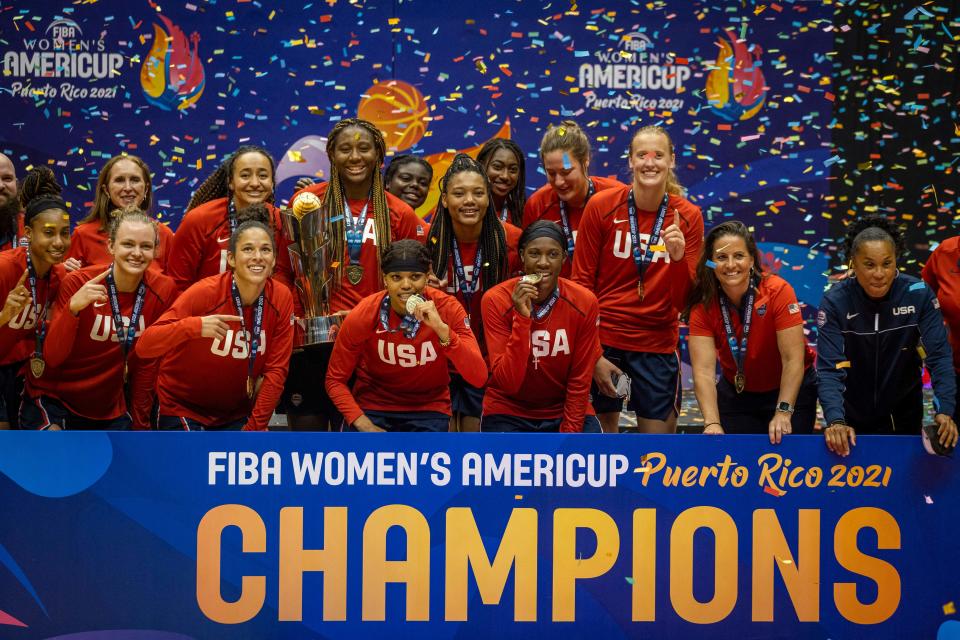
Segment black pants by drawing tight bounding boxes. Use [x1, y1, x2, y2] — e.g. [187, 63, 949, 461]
[716, 366, 818, 434]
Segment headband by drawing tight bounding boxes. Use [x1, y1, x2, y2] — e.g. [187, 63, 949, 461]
[382, 255, 430, 274]
[520, 222, 567, 251]
[25, 196, 68, 224]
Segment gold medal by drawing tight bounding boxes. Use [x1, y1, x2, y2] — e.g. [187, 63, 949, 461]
[520, 273, 543, 284]
[734, 372, 746, 394]
[246, 376, 255, 400]
[346, 264, 364, 285]
[637, 280, 645, 301]
[30, 357, 45, 378]
[123, 361, 129, 384]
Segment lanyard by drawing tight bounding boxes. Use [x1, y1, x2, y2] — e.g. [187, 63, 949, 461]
[627, 191, 669, 284]
[344, 197, 371, 265]
[557, 179, 595, 257]
[1, 231, 18, 250]
[718, 282, 756, 385]
[531, 284, 560, 321]
[25, 251, 51, 361]
[451, 237, 483, 310]
[106, 267, 146, 371]
[227, 198, 238, 235]
[230, 278, 265, 396]
[499, 203, 510, 223]
[379, 294, 421, 339]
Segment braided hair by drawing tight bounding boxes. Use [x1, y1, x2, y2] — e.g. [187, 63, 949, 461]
[21, 166, 67, 225]
[427, 153, 508, 294]
[842, 214, 906, 263]
[477, 138, 526, 227]
[187, 145, 276, 211]
[323, 118, 392, 285]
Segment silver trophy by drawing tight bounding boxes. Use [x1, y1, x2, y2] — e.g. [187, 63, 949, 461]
[281, 192, 343, 345]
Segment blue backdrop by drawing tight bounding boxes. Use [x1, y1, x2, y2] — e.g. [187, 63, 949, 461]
[0, 432, 957, 639]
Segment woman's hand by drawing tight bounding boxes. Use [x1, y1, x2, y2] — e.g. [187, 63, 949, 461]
[1, 269, 31, 325]
[768, 411, 793, 445]
[934, 413, 959, 449]
[661, 207, 686, 262]
[353, 415, 385, 432]
[200, 314, 242, 340]
[68, 268, 110, 316]
[511, 280, 537, 318]
[593, 357, 623, 398]
[703, 423, 724, 435]
[426, 273, 448, 290]
[294, 177, 315, 191]
[824, 422, 856, 457]
[411, 299, 450, 342]
[63, 257, 83, 272]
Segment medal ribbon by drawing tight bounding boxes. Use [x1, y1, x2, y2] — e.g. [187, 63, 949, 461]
[557, 179, 595, 258]
[379, 294, 421, 339]
[106, 266, 147, 374]
[25, 251, 51, 363]
[231, 278, 265, 395]
[627, 190, 669, 287]
[344, 197, 371, 266]
[718, 281, 756, 386]
[531, 284, 560, 321]
[227, 198, 239, 235]
[499, 203, 510, 223]
[451, 237, 484, 311]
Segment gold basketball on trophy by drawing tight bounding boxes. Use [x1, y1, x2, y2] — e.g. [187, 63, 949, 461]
[292, 191, 322, 219]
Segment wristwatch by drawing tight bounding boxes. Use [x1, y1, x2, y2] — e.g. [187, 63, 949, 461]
[775, 401, 794, 414]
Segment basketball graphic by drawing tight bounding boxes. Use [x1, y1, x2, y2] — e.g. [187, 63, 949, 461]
[357, 80, 429, 151]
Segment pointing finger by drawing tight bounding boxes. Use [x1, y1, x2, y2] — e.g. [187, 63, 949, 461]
[216, 315, 244, 323]
[674, 207, 680, 228]
[17, 269, 28, 286]
[90, 268, 112, 284]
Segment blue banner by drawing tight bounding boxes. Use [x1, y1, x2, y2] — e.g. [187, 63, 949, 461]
[0, 433, 957, 639]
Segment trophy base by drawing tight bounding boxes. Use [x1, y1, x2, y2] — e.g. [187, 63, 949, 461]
[295, 314, 343, 347]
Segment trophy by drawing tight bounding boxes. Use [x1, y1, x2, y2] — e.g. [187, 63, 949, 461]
[281, 192, 343, 346]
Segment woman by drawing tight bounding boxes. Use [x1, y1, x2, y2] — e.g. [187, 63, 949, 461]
[384, 154, 433, 212]
[481, 221, 601, 432]
[523, 120, 620, 276]
[686, 221, 817, 443]
[326, 240, 486, 432]
[477, 138, 526, 227]
[0, 167, 70, 429]
[427, 153, 520, 432]
[571, 125, 704, 434]
[818, 215, 957, 456]
[137, 220, 294, 430]
[167, 145, 292, 292]
[922, 234, 960, 425]
[66, 154, 175, 272]
[283, 118, 427, 430]
[21, 209, 178, 430]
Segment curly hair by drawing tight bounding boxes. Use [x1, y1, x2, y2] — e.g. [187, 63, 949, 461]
[187, 145, 276, 211]
[477, 138, 526, 227]
[323, 118, 393, 286]
[842, 214, 906, 262]
[82, 155, 153, 231]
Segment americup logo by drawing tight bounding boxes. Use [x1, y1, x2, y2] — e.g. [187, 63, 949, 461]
[579, 31, 691, 113]
[1, 16, 123, 101]
[705, 29, 767, 121]
[140, 15, 205, 111]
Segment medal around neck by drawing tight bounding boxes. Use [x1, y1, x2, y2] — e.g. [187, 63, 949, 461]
[281, 192, 343, 345]
[405, 294, 425, 315]
[734, 372, 746, 394]
[30, 357, 45, 378]
[520, 273, 543, 284]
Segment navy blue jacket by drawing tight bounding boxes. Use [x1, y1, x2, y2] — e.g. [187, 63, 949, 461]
[816, 273, 956, 432]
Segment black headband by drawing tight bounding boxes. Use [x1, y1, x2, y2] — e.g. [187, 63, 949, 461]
[25, 196, 68, 224]
[382, 256, 429, 274]
[520, 223, 566, 251]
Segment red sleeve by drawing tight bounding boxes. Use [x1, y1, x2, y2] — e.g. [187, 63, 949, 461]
[165, 209, 205, 292]
[522, 186, 550, 228]
[438, 295, 487, 388]
[393, 202, 427, 241]
[324, 299, 371, 425]
[771, 279, 803, 331]
[245, 285, 294, 431]
[43, 271, 87, 368]
[268, 205, 295, 293]
[687, 303, 714, 337]
[922, 252, 940, 293]
[562, 293, 600, 433]
[65, 226, 85, 265]
[129, 278, 179, 429]
[156, 224, 176, 273]
[482, 284, 532, 395]
[135, 290, 204, 358]
[569, 199, 602, 289]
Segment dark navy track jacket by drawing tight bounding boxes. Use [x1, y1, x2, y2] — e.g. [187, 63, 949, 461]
[816, 273, 956, 432]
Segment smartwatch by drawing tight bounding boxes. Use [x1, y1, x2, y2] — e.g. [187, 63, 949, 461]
[775, 401, 794, 414]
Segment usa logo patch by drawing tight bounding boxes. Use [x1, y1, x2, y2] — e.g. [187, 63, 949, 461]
[756, 303, 767, 317]
[788, 303, 800, 314]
